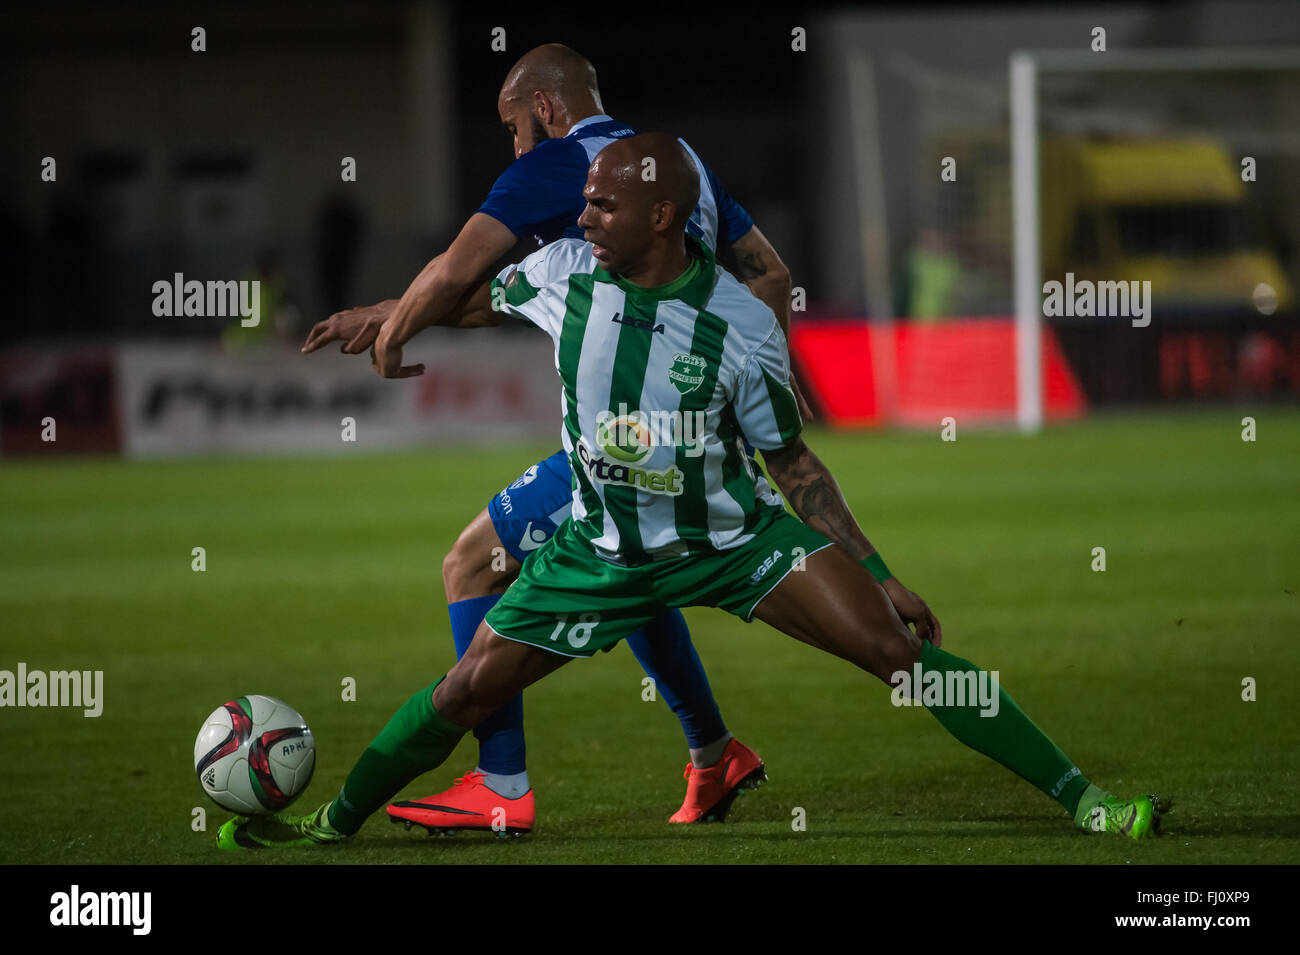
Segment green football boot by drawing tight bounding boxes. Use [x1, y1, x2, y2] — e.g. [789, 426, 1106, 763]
[217, 802, 348, 850]
[1079, 793, 1170, 839]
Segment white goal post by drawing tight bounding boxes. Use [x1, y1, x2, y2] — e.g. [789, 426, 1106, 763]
[1009, 46, 1300, 432]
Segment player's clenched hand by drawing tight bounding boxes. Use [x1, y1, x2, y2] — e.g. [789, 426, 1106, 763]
[301, 301, 397, 355]
[369, 320, 425, 379]
[882, 577, 942, 647]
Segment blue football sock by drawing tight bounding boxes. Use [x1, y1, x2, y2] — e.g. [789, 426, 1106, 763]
[625, 609, 727, 750]
[448, 595, 525, 775]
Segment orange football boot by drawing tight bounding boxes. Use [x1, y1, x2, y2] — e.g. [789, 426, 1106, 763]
[388, 771, 534, 838]
[669, 738, 767, 823]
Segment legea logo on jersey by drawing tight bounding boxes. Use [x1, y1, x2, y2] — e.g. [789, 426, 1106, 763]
[576, 436, 684, 496]
[594, 405, 706, 460]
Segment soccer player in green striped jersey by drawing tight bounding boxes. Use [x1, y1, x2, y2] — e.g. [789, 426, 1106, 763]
[220, 134, 1166, 850]
[305, 45, 788, 830]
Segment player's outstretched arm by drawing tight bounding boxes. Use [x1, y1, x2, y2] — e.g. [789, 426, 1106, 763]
[301, 298, 401, 355]
[366, 214, 516, 376]
[369, 279, 503, 378]
[386, 214, 517, 343]
[762, 437, 942, 645]
[304, 209, 516, 362]
[443, 279, 506, 329]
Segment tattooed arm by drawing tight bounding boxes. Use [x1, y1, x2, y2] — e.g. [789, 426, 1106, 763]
[762, 436, 943, 643]
[760, 436, 875, 561]
[718, 226, 792, 336]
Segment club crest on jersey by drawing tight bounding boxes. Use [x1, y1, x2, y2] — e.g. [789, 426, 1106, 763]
[669, 353, 708, 395]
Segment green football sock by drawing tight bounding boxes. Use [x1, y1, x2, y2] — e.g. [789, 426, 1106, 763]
[1071, 783, 1111, 828]
[917, 642, 1092, 816]
[327, 676, 467, 835]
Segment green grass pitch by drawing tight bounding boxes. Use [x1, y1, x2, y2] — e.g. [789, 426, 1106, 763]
[1, 412, 1297, 865]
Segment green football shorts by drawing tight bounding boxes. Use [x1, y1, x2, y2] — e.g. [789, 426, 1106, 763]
[484, 506, 835, 658]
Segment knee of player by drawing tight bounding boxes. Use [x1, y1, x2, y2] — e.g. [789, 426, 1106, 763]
[867, 624, 924, 683]
[441, 538, 480, 600]
[444, 529, 517, 601]
[878, 628, 920, 680]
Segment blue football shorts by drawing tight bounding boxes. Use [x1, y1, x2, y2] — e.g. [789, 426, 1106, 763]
[486, 450, 575, 563]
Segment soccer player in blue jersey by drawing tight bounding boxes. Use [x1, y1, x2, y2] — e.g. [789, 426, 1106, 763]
[303, 44, 803, 834]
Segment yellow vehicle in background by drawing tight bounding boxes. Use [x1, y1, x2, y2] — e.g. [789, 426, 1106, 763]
[1039, 136, 1290, 316]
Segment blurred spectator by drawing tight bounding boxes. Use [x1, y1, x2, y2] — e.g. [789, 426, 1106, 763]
[906, 228, 961, 321]
[221, 249, 300, 350]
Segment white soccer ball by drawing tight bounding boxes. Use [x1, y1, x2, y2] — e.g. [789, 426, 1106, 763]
[194, 695, 315, 815]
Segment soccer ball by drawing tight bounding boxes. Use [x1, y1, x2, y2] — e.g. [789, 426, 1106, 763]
[194, 695, 315, 815]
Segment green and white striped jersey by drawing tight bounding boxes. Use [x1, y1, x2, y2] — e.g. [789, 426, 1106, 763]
[491, 237, 802, 565]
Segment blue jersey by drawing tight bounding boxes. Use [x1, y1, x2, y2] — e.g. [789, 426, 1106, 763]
[476, 114, 754, 252]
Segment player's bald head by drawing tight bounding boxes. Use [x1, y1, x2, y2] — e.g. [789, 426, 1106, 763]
[578, 134, 701, 276]
[500, 44, 602, 112]
[588, 133, 699, 231]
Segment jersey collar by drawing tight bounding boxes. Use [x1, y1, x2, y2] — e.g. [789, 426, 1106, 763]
[566, 114, 615, 137]
[596, 236, 718, 308]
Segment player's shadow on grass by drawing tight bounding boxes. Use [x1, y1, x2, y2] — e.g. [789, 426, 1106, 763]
[371, 811, 1300, 850]
[1173, 814, 1300, 839]
[970, 810, 1300, 840]
[384, 822, 1062, 843]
